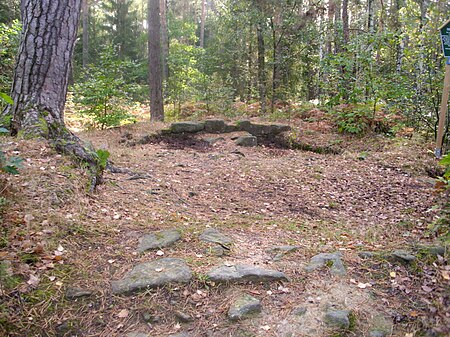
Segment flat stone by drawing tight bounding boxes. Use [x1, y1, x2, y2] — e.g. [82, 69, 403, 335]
[111, 258, 192, 295]
[266, 245, 299, 261]
[392, 250, 416, 262]
[369, 330, 388, 337]
[125, 333, 150, 337]
[204, 119, 227, 133]
[137, 229, 181, 253]
[236, 120, 291, 137]
[199, 228, 233, 247]
[304, 252, 346, 275]
[235, 135, 257, 147]
[170, 122, 204, 133]
[204, 245, 226, 256]
[228, 294, 262, 321]
[358, 251, 376, 259]
[65, 287, 93, 299]
[417, 245, 446, 256]
[291, 306, 307, 316]
[324, 310, 351, 329]
[167, 333, 190, 337]
[207, 264, 288, 283]
[205, 137, 225, 145]
[174, 310, 193, 323]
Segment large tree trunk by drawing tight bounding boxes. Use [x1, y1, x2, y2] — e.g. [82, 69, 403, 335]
[148, 0, 164, 121]
[82, 0, 89, 70]
[257, 22, 267, 114]
[199, 0, 206, 48]
[160, 0, 169, 82]
[2, 0, 103, 190]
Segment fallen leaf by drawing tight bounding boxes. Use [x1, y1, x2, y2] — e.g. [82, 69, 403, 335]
[27, 274, 40, 286]
[260, 325, 271, 331]
[55, 281, 63, 287]
[117, 309, 129, 318]
[108, 259, 115, 264]
[57, 244, 64, 252]
[421, 285, 433, 293]
[156, 250, 164, 256]
[440, 270, 450, 280]
[155, 268, 163, 272]
[48, 276, 56, 281]
[390, 271, 396, 278]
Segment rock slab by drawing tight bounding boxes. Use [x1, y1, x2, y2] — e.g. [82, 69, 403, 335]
[199, 228, 233, 246]
[304, 252, 346, 275]
[324, 310, 351, 329]
[228, 294, 262, 321]
[137, 229, 181, 253]
[170, 122, 205, 133]
[65, 287, 93, 299]
[235, 135, 257, 147]
[391, 250, 416, 262]
[207, 264, 288, 283]
[111, 258, 192, 294]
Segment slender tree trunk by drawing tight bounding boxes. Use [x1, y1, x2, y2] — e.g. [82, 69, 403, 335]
[82, 0, 89, 70]
[148, 0, 164, 121]
[199, 0, 206, 48]
[2, 0, 103, 188]
[257, 21, 267, 114]
[160, 0, 169, 82]
[334, 0, 341, 54]
[342, 0, 349, 46]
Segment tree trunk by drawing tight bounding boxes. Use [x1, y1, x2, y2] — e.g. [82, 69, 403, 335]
[160, 0, 169, 82]
[2, 0, 103, 189]
[148, 0, 164, 121]
[199, 0, 206, 48]
[257, 22, 266, 114]
[342, 0, 349, 46]
[82, 0, 89, 70]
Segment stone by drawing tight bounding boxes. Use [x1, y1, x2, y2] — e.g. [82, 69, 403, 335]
[65, 287, 93, 299]
[137, 229, 181, 253]
[228, 294, 262, 321]
[235, 135, 257, 147]
[266, 245, 299, 261]
[235, 120, 291, 137]
[291, 306, 307, 316]
[170, 122, 205, 133]
[324, 310, 351, 329]
[204, 119, 227, 133]
[125, 333, 149, 337]
[304, 252, 346, 275]
[207, 264, 288, 283]
[369, 330, 387, 337]
[167, 333, 190, 337]
[392, 250, 416, 262]
[199, 228, 233, 247]
[174, 310, 193, 323]
[417, 245, 446, 256]
[205, 137, 225, 145]
[204, 245, 226, 256]
[358, 251, 375, 259]
[111, 258, 192, 295]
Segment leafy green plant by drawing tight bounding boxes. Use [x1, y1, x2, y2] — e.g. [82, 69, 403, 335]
[0, 150, 22, 175]
[72, 46, 136, 129]
[329, 104, 373, 135]
[95, 149, 110, 170]
[438, 154, 450, 189]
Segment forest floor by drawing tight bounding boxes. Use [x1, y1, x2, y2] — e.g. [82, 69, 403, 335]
[0, 109, 449, 337]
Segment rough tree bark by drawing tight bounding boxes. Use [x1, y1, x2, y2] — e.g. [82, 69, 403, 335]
[148, 0, 164, 121]
[82, 0, 89, 70]
[199, 0, 206, 48]
[160, 0, 169, 82]
[2, 0, 103, 190]
[257, 21, 267, 114]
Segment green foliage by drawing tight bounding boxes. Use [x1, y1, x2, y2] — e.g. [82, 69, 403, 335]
[95, 149, 110, 170]
[0, 19, 20, 109]
[72, 47, 136, 129]
[438, 154, 450, 189]
[0, 150, 23, 175]
[329, 104, 373, 135]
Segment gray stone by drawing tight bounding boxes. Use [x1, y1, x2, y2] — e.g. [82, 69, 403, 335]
[204, 119, 227, 133]
[266, 245, 299, 261]
[205, 137, 225, 145]
[125, 333, 149, 337]
[358, 251, 376, 259]
[207, 264, 288, 283]
[199, 228, 233, 247]
[304, 252, 346, 275]
[324, 310, 351, 329]
[65, 287, 93, 299]
[204, 245, 226, 256]
[417, 245, 446, 256]
[170, 122, 205, 133]
[137, 229, 182, 253]
[235, 135, 257, 147]
[167, 333, 190, 337]
[369, 330, 387, 337]
[111, 258, 192, 294]
[392, 250, 416, 262]
[236, 120, 291, 137]
[291, 306, 307, 316]
[174, 310, 193, 323]
[228, 294, 262, 321]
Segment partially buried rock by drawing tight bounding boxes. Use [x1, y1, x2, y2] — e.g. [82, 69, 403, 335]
[167, 333, 190, 337]
[204, 119, 227, 133]
[174, 310, 193, 323]
[266, 245, 299, 261]
[391, 250, 416, 263]
[111, 258, 192, 295]
[200, 228, 233, 247]
[235, 135, 257, 147]
[207, 264, 288, 283]
[137, 229, 181, 253]
[125, 333, 150, 337]
[228, 294, 262, 321]
[291, 306, 307, 316]
[204, 245, 226, 257]
[170, 122, 205, 133]
[369, 330, 387, 337]
[304, 252, 346, 276]
[65, 287, 93, 299]
[324, 310, 351, 329]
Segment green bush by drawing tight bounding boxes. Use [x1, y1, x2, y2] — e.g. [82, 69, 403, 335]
[72, 47, 136, 129]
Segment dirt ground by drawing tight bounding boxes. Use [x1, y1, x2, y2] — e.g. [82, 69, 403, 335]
[0, 113, 448, 337]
